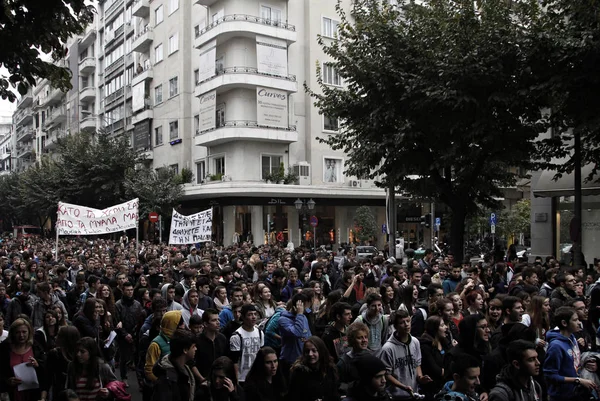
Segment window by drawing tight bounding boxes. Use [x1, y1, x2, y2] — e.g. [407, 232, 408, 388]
[169, 0, 179, 15]
[154, 84, 163, 104]
[155, 126, 163, 146]
[155, 5, 164, 24]
[154, 44, 163, 64]
[194, 114, 199, 134]
[169, 120, 179, 140]
[322, 17, 339, 38]
[261, 155, 283, 179]
[169, 164, 179, 174]
[323, 63, 342, 86]
[169, 77, 178, 97]
[194, 69, 199, 85]
[194, 25, 200, 38]
[261, 5, 282, 23]
[323, 114, 339, 131]
[215, 156, 225, 175]
[196, 161, 206, 184]
[215, 56, 224, 74]
[168, 33, 178, 54]
[216, 105, 225, 127]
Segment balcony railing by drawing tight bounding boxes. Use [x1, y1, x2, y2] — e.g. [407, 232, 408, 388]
[132, 25, 153, 42]
[196, 66, 296, 86]
[195, 14, 296, 38]
[196, 120, 297, 135]
[105, 56, 124, 76]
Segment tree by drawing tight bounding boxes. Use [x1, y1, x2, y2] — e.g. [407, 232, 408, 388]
[498, 200, 531, 244]
[308, 0, 546, 261]
[0, 0, 94, 102]
[55, 132, 144, 209]
[18, 157, 62, 227]
[124, 166, 185, 219]
[353, 206, 378, 244]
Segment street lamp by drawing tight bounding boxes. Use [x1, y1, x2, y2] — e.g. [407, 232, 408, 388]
[294, 198, 316, 248]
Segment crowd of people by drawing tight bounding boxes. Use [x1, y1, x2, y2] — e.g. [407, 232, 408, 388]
[1, 236, 600, 401]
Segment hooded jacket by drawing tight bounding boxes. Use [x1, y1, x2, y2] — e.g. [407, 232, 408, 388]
[152, 354, 195, 401]
[30, 293, 68, 330]
[435, 381, 479, 401]
[219, 305, 234, 329]
[378, 333, 421, 392]
[489, 365, 542, 401]
[145, 310, 182, 382]
[280, 280, 303, 303]
[543, 329, 580, 400]
[279, 310, 311, 364]
[354, 310, 388, 352]
[161, 284, 183, 311]
[180, 290, 203, 328]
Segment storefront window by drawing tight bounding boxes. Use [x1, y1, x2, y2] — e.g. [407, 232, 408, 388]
[557, 195, 600, 266]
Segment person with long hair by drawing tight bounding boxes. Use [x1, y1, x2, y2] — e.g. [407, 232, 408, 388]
[45, 326, 81, 400]
[96, 285, 115, 317]
[307, 281, 325, 314]
[398, 284, 418, 316]
[447, 292, 464, 328]
[51, 305, 70, 327]
[379, 284, 396, 315]
[244, 347, 286, 401]
[522, 296, 550, 353]
[486, 298, 503, 332]
[288, 336, 339, 401]
[464, 289, 485, 316]
[213, 286, 229, 312]
[254, 284, 277, 320]
[95, 300, 115, 365]
[34, 309, 60, 352]
[73, 298, 100, 343]
[314, 290, 342, 338]
[420, 316, 450, 400]
[196, 356, 242, 401]
[435, 298, 459, 346]
[0, 318, 46, 401]
[67, 337, 117, 401]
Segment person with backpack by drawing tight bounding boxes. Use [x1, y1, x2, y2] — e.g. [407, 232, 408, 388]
[278, 293, 311, 379]
[354, 293, 389, 352]
[489, 340, 542, 401]
[229, 304, 264, 385]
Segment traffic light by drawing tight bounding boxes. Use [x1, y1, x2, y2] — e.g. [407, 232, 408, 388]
[421, 214, 431, 228]
[269, 221, 275, 232]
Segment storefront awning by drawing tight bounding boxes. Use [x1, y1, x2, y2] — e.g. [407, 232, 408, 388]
[533, 161, 600, 198]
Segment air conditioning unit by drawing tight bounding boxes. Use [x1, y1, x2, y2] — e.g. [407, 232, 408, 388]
[360, 180, 373, 188]
[349, 180, 361, 188]
[293, 162, 311, 185]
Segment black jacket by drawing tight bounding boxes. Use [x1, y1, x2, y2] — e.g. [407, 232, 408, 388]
[419, 334, 447, 398]
[0, 340, 46, 401]
[288, 364, 339, 401]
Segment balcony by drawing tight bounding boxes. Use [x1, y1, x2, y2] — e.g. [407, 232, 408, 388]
[80, 86, 95, 102]
[132, 103, 153, 124]
[194, 120, 298, 147]
[17, 92, 33, 108]
[80, 116, 96, 131]
[132, 65, 153, 86]
[195, 0, 219, 6]
[105, 56, 124, 77]
[79, 57, 96, 74]
[16, 144, 33, 159]
[105, 0, 124, 20]
[132, 26, 153, 53]
[195, 14, 296, 49]
[15, 107, 33, 126]
[16, 128, 34, 142]
[195, 66, 297, 96]
[45, 87, 64, 106]
[80, 28, 96, 49]
[45, 129, 68, 150]
[45, 106, 67, 128]
[132, 0, 150, 17]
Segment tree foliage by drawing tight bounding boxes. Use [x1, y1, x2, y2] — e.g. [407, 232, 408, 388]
[0, 0, 95, 102]
[353, 206, 378, 244]
[0, 132, 186, 233]
[308, 0, 546, 260]
[498, 200, 531, 241]
[124, 166, 184, 219]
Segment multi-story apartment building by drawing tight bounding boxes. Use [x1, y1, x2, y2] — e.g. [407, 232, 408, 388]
[0, 117, 12, 174]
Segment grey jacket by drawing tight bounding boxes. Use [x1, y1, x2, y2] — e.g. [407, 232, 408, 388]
[378, 333, 421, 391]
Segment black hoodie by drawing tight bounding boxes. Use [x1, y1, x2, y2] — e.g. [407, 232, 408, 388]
[488, 365, 542, 401]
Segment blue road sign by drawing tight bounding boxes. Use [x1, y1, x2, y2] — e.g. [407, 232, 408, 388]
[435, 217, 441, 226]
[382, 223, 387, 233]
[490, 213, 497, 225]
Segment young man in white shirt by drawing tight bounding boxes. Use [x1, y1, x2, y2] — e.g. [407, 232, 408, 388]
[229, 303, 263, 384]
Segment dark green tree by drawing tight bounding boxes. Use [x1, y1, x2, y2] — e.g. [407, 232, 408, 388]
[353, 206, 378, 244]
[0, 0, 94, 102]
[308, 0, 546, 261]
[124, 166, 185, 219]
[18, 157, 62, 227]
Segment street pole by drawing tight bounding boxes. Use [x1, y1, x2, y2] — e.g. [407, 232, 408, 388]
[430, 202, 435, 249]
[573, 129, 583, 268]
[313, 223, 317, 252]
[158, 215, 162, 243]
[388, 182, 396, 260]
[55, 229, 59, 261]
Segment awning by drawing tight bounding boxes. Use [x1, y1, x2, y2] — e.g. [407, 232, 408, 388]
[533, 160, 600, 198]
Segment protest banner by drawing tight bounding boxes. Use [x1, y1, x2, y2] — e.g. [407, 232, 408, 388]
[169, 208, 213, 244]
[56, 198, 139, 236]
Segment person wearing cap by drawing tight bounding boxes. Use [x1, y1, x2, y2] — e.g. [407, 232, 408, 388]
[342, 354, 390, 401]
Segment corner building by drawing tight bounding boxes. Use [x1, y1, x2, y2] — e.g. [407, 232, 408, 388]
[184, 0, 397, 247]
